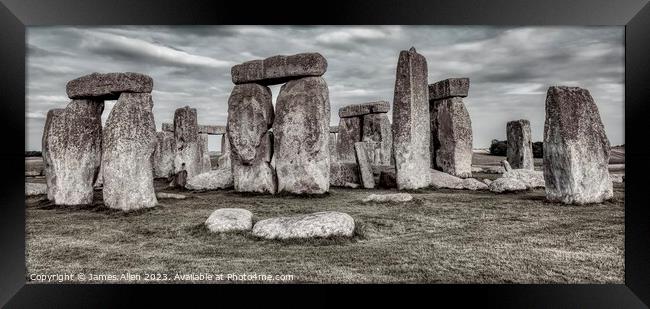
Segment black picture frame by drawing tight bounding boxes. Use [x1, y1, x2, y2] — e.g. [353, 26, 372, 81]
[1, 0, 649, 307]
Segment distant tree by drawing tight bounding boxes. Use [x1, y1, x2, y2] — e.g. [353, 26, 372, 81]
[489, 140, 507, 156]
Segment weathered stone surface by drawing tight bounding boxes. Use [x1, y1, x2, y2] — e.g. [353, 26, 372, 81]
[198, 133, 212, 174]
[610, 173, 624, 183]
[94, 164, 103, 188]
[379, 170, 397, 189]
[362, 113, 393, 165]
[430, 169, 487, 190]
[362, 193, 413, 203]
[502, 169, 545, 189]
[42, 108, 65, 200]
[227, 83, 275, 193]
[205, 208, 253, 233]
[428, 78, 470, 101]
[25, 183, 47, 196]
[173, 106, 202, 181]
[156, 192, 186, 199]
[472, 165, 506, 174]
[198, 124, 226, 135]
[489, 177, 528, 193]
[330, 126, 339, 133]
[328, 133, 338, 162]
[338, 101, 390, 118]
[507, 119, 534, 170]
[336, 117, 361, 162]
[186, 168, 234, 190]
[152, 131, 175, 179]
[102, 93, 157, 210]
[273, 76, 330, 194]
[543, 86, 613, 204]
[430, 97, 473, 178]
[162, 122, 174, 132]
[355, 142, 375, 189]
[232, 53, 327, 85]
[218, 133, 232, 169]
[483, 178, 493, 185]
[252, 211, 354, 239]
[46, 100, 103, 205]
[502, 160, 512, 172]
[66, 72, 153, 100]
[392, 47, 431, 189]
[329, 162, 360, 186]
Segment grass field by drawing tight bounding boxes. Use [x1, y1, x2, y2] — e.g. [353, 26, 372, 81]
[25, 171, 624, 283]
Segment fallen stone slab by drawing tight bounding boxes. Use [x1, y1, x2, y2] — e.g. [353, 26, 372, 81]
[489, 177, 528, 193]
[156, 192, 187, 199]
[343, 182, 360, 189]
[330, 162, 360, 186]
[355, 142, 375, 189]
[507, 119, 534, 170]
[66, 72, 153, 100]
[472, 165, 506, 174]
[430, 169, 487, 190]
[252, 211, 354, 239]
[186, 168, 234, 190]
[25, 183, 47, 196]
[205, 208, 253, 233]
[338, 101, 390, 118]
[362, 193, 413, 203]
[428, 77, 469, 101]
[502, 169, 545, 189]
[232, 53, 327, 85]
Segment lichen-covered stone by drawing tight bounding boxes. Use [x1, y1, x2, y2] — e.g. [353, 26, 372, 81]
[543, 86, 613, 204]
[173, 106, 202, 181]
[185, 168, 234, 190]
[507, 119, 534, 170]
[336, 117, 361, 162]
[489, 177, 528, 193]
[42, 108, 65, 200]
[273, 76, 330, 194]
[392, 47, 431, 189]
[338, 101, 390, 118]
[430, 97, 473, 178]
[231, 132, 277, 193]
[502, 169, 545, 189]
[46, 100, 103, 205]
[252, 211, 354, 239]
[102, 93, 157, 210]
[362, 113, 392, 165]
[232, 53, 327, 85]
[355, 142, 375, 189]
[428, 78, 469, 101]
[429, 169, 486, 190]
[152, 131, 175, 179]
[329, 162, 360, 186]
[66, 72, 153, 100]
[205, 208, 253, 233]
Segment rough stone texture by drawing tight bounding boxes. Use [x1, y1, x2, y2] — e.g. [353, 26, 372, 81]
[152, 131, 175, 179]
[362, 193, 413, 203]
[428, 78, 470, 101]
[198, 133, 212, 173]
[355, 142, 375, 189]
[507, 119, 534, 170]
[46, 100, 103, 205]
[430, 97, 472, 178]
[483, 178, 493, 185]
[218, 133, 232, 169]
[502, 169, 545, 189]
[336, 117, 361, 162]
[156, 192, 186, 199]
[198, 124, 226, 135]
[339, 101, 390, 118]
[232, 53, 327, 85]
[227, 83, 276, 193]
[173, 106, 202, 181]
[252, 211, 354, 239]
[392, 47, 431, 189]
[66, 72, 153, 100]
[330, 162, 360, 186]
[502, 160, 513, 172]
[379, 170, 397, 188]
[273, 76, 330, 194]
[186, 168, 234, 190]
[330, 126, 339, 133]
[329, 133, 338, 162]
[94, 164, 103, 188]
[205, 208, 253, 233]
[543, 86, 613, 204]
[162, 122, 174, 132]
[102, 93, 157, 210]
[430, 169, 487, 190]
[42, 108, 65, 200]
[489, 177, 528, 193]
[26, 183, 47, 196]
[472, 165, 506, 174]
[610, 174, 624, 183]
[362, 113, 393, 165]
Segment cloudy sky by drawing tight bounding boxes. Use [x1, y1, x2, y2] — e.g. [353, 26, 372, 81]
[26, 26, 624, 151]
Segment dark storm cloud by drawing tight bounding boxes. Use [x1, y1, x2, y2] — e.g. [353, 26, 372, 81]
[26, 26, 624, 151]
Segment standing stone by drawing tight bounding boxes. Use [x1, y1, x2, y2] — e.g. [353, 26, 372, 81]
[430, 97, 473, 178]
[362, 113, 393, 165]
[329, 162, 360, 186]
[227, 83, 276, 193]
[273, 76, 330, 194]
[507, 119, 534, 170]
[336, 117, 361, 162]
[102, 93, 157, 210]
[152, 131, 175, 179]
[329, 132, 338, 162]
[218, 133, 232, 169]
[392, 47, 430, 189]
[355, 142, 375, 189]
[42, 108, 65, 201]
[198, 133, 212, 173]
[543, 86, 613, 204]
[46, 100, 103, 205]
[173, 106, 202, 181]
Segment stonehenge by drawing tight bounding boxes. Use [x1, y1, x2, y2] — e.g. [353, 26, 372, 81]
[42, 108, 65, 201]
[429, 77, 473, 178]
[337, 101, 392, 166]
[507, 119, 534, 170]
[252, 211, 354, 239]
[66, 72, 153, 100]
[152, 131, 175, 179]
[172, 106, 203, 181]
[543, 86, 613, 204]
[231, 53, 327, 85]
[392, 47, 431, 190]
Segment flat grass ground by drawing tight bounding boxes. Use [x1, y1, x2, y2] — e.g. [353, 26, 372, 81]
[25, 161, 625, 283]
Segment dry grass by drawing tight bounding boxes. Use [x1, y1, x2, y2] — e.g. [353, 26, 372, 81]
[25, 176, 624, 284]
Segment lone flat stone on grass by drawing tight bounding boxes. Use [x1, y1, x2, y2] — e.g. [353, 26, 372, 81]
[156, 192, 187, 199]
[66, 72, 153, 100]
[543, 86, 613, 204]
[205, 208, 253, 233]
[231, 53, 327, 85]
[362, 193, 413, 203]
[252, 211, 354, 239]
[507, 119, 534, 170]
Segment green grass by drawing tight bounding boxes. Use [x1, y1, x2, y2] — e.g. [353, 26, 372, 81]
[25, 178, 624, 284]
